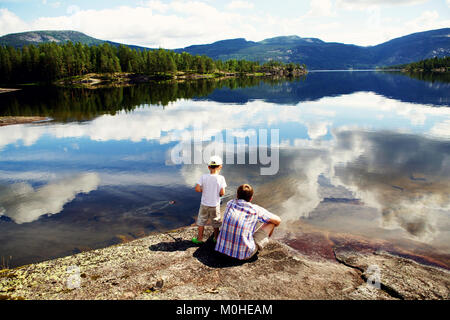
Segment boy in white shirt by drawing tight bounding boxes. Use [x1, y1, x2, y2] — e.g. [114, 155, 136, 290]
[192, 156, 227, 244]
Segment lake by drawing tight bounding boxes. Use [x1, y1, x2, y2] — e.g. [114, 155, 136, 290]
[0, 71, 449, 269]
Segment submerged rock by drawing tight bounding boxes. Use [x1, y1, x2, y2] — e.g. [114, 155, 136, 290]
[0, 227, 448, 300]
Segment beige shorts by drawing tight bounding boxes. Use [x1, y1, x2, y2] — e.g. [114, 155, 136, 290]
[196, 204, 222, 228]
[249, 223, 270, 258]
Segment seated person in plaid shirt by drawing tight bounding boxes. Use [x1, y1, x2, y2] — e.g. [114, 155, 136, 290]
[215, 184, 281, 260]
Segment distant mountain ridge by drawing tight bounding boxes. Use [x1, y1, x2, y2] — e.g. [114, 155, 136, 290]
[176, 28, 450, 69]
[0, 30, 150, 51]
[1, 28, 449, 69]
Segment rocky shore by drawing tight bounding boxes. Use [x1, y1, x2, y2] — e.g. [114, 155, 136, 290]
[0, 116, 50, 127]
[54, 70, 307, 89]
[0, 226, 448, 300]
[0, 88, 20, 94]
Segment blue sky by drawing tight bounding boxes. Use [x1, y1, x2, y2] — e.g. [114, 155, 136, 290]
[0, 0, 449, 48]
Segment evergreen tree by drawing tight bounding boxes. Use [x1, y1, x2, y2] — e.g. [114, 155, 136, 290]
[0, 41, 305, 84]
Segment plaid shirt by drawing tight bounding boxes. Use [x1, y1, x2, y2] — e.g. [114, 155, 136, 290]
[215, 199, 274, 260]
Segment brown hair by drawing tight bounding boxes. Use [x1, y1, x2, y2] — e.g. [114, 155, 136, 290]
[237, 184, 254, 202]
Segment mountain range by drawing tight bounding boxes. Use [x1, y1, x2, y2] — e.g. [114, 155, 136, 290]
[0, 30, 147, 51]
[175, 28, 450, 69]
[1, 28, 449, 70]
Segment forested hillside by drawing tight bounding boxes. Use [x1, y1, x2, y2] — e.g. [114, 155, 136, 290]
[0, 42, 305, 84]
[389, 56, 450, 72]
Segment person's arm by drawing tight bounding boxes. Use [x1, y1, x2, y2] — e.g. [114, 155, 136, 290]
[255, 204, 281, 226]
[219, 177, 227, 197]
[195, 176, 203, 193]
[268, 214, 281, 226]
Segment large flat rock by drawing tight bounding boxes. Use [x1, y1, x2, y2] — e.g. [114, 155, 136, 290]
[0, 227, 447, 300]
[334, 247, 450, 300]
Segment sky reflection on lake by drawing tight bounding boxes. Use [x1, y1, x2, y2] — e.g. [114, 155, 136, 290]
[0, 72, 449, 267]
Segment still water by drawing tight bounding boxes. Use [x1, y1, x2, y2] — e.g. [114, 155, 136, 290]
[0, 71, 449, 268]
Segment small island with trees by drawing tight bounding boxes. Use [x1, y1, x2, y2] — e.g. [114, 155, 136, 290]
[378, 56, 449, 83]
[0, 42, 307, 88]
[380, 56, 449, 73]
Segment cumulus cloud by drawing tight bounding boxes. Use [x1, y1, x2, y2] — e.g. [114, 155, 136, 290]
[27, 2, 257, 48]
[305, 121, 330, 140]
[336, 0, 429, 9]
[227, 1, 254, 10]
[0, 122, 44, 151]
[332, 1, 448, 45]
[0, 173, 100, 224]
[330, 130, 450, 242]
[429, 120, 450, 139]
[0, 8, 28, 35]
[146, 0, 170, 13]
[1, 1, 449, 47]
[404, 10, 450, 33]
[177, 126, 450, 242]
[0, 99, 303, 151]
[2, 91, 450, 152]
[1, 92, 449, 240]
[278, 150, 329, 219]
[305, 0, 335, 17]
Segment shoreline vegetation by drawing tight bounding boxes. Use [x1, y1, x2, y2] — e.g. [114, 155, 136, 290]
[0, 77, 305, 123]
[53, 68, 306, 89]
[0, 42, 307, 89]
[378, 56, 449, 73]
[377, 56, 450, 83]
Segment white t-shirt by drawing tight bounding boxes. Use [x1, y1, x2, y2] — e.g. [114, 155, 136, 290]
[197, 173, 227, 207]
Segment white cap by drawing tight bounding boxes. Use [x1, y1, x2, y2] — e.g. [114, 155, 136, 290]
[208, 155, 223, 166]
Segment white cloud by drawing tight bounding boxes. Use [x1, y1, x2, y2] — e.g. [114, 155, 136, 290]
[336, 0, 430, 10]
[25, 2, 258, 48]
[0, 91, 449, 240]
[328, 129, 450, 242]
[305, 0, 335, 17]
[331, 1, 449, 45]
[404, 10, 450, 33]
[146, 0, 170, 13]
[2, 92, 450, 152]
[429, 120, 450, 139]
[306, 121, 330, 139]
[1, 1, 449, 47]
[0, 173, 100, 224]
[227, 1, 254, 10]
[0, 8, 28, 35]
[66, 5, 80, 15]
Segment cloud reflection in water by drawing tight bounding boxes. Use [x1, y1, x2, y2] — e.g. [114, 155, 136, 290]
[0, 92, 449, 243]
[0, 173, 100, 224]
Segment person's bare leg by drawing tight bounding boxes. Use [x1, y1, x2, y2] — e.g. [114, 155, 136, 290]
[213, 227, 220, 240]
[260, 223, 276, 237]
[197, 226, 205, 241]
